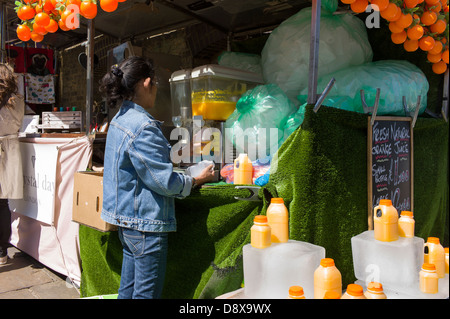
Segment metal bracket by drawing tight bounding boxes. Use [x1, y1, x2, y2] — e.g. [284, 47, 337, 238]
[402, 95, 421, 128]
[313, 77, 336, 113]
[361, 88, 381, 126]
[234, 186, 261, 201]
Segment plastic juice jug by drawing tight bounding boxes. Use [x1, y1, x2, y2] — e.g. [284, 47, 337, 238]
[420, 263, 439, 294]
[288, 286, 305, 299]
[251, 215, 271, 249]
[445, 247, 449, 274]
[323, 291, 341, 299]
[398, 211, 415, 238]
[341, 284, 366, 299]
[424, 237, 446, 278]
[373, 199, 398, 242]
[314, 258, 342, 299]
[266, 198, 289, 243]
[364, 282, 387, 299]
[234, 153, 253, 185]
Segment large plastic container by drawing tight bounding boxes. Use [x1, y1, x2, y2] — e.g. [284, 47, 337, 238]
[190, 64, 263, 121]
[420, 263, 439, 294]
[169, 69, 192, 126]
[266, 198, 289, 243]
[313, 258, 342, 299]
[424, 237, 445, 278]
[250, 215, 271, 249]
[374, 199, 399, 242]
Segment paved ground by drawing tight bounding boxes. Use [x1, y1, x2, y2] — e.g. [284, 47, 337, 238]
[0, 246, 80, 299]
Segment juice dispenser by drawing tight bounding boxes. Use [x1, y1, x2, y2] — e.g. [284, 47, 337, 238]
[169, 69, 192, 128]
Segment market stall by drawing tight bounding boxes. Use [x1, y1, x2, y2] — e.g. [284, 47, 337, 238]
[1, 0, 448, 299]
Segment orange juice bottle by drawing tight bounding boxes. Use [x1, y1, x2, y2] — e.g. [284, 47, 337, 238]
[364, 282, 387, 299]
[373, 199, 398, 242]
[266, 198, 289, 243]
[288, 286, 306, 299]
[341, 284, 366, 299]
[424, 237, 445, 278]
[398, 211, 415, 238]
[251, 215, 271, 249]
[314, 258, 342, 299]
[323, 291, 341, 299]
[234, 153, 253, 185]
[445, 247, 449, 274]
[420, 263, 439, 294]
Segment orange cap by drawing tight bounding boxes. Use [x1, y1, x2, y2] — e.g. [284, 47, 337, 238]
[400, 211, 413, 217]
[254, 215, 268, 223]
[288, 286, 304, 297]
[324, 291, 341, 299]
[367, 282, 384, 292]
[379, 199, 392, 206]
[427, 237, 440, 245]
[422, 263, 436, 271]
[271, 198, 284, 204]
[346, 284, 364, 296]
[320, 258, 335, 267]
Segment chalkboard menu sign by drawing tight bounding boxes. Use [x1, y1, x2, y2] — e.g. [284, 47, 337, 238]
[367, 117, 413, 229]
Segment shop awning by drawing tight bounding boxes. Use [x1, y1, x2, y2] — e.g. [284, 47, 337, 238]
[4, 0, 312, 50]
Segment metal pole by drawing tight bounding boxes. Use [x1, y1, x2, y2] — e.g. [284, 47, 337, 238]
[85, 19, 95, 134]
[0, 1, 6, 64]
[307, 0, 321, 105]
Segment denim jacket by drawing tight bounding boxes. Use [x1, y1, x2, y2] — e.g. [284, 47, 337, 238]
[101, 100, 193, 232]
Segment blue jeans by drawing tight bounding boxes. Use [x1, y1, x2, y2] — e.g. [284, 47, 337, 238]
[117, 227, 169, 299]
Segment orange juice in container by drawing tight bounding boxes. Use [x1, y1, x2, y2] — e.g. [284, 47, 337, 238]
[266, 198, 289, 243]
[314, 258, 342, 299]
[420, 263, 439, 294]
[251, 215, 271, 249]
[341, 284, 366, 299]
[288, 286, 306, 299]
[398, 211, 415, 238]
[234, 153, 253, 185]
[364, 282, 387, 299]
[424, 237, 445, 278]
[374, 199, 399, 242]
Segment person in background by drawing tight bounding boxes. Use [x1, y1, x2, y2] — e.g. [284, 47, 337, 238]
[99, 56, 215, 299]
[0, 63, 24, 265]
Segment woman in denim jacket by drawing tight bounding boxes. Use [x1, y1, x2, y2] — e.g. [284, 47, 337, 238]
[99, 56, 214, 299]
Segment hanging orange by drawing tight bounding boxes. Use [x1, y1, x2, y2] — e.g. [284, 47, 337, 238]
[389, 21, 404, 33]
[35, 12, 51, 27]
[31, 32, 44, 43]
[80, 1, 98, 19]
[420, 11, 437, 25]
[442, 50, 449, 64]
[371, 0, 389, 11]
[427, 52, 442, 63]
[100, 0, 118, 12]
[430, 19, 447, 34]
[432, 60, 448, 74]
[394, 13, 413, 29]
[428, 40, 443, 54]
[16, 24, 32, 42]
[391, 31, 407, 44]
[404, 39, 419, 52]
[380, 3, 399, 21]
[407, 25, 424, 40]
[419, 36, 436, 51]
[351, 0, 368, 13]
[425, 0, 440, 5]
[45, 18, 59, 33]
[404, 0, 419, 8]
[17, 5, 36, 21]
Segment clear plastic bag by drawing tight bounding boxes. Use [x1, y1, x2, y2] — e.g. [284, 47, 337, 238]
[217, 51, 263, 76]
[225, 84, 298, 160]
[261, 3, 373, 102]
[297, 60, 429, 115]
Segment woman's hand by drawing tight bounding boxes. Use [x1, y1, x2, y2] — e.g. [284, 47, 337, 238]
[194, 164, 215, 186]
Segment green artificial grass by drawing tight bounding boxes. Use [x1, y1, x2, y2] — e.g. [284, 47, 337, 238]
[79, 105, 448, 298]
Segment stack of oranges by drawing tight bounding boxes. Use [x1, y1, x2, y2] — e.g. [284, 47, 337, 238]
[341, 0, 449, 74]
[15, 0, 126, 44]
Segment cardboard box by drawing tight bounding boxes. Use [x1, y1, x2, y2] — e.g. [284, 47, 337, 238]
[72, 171, 117, 232]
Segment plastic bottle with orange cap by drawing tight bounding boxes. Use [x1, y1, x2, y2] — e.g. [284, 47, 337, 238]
[266, 197, 289, 243]
[341, 284, 367, 299]
[364, 282, 387, 299]
[420, 263, 439, 294]
[398, 210, 415, 238]
[250, 215, 271, 249]
[424, 237, 446, 278]
[288, 286, 306, 299]
[313, 258, 342, 299]
[373, 199, 398, 242]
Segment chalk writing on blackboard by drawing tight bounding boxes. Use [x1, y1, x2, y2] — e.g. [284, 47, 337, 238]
[368, 117, 413, 229]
